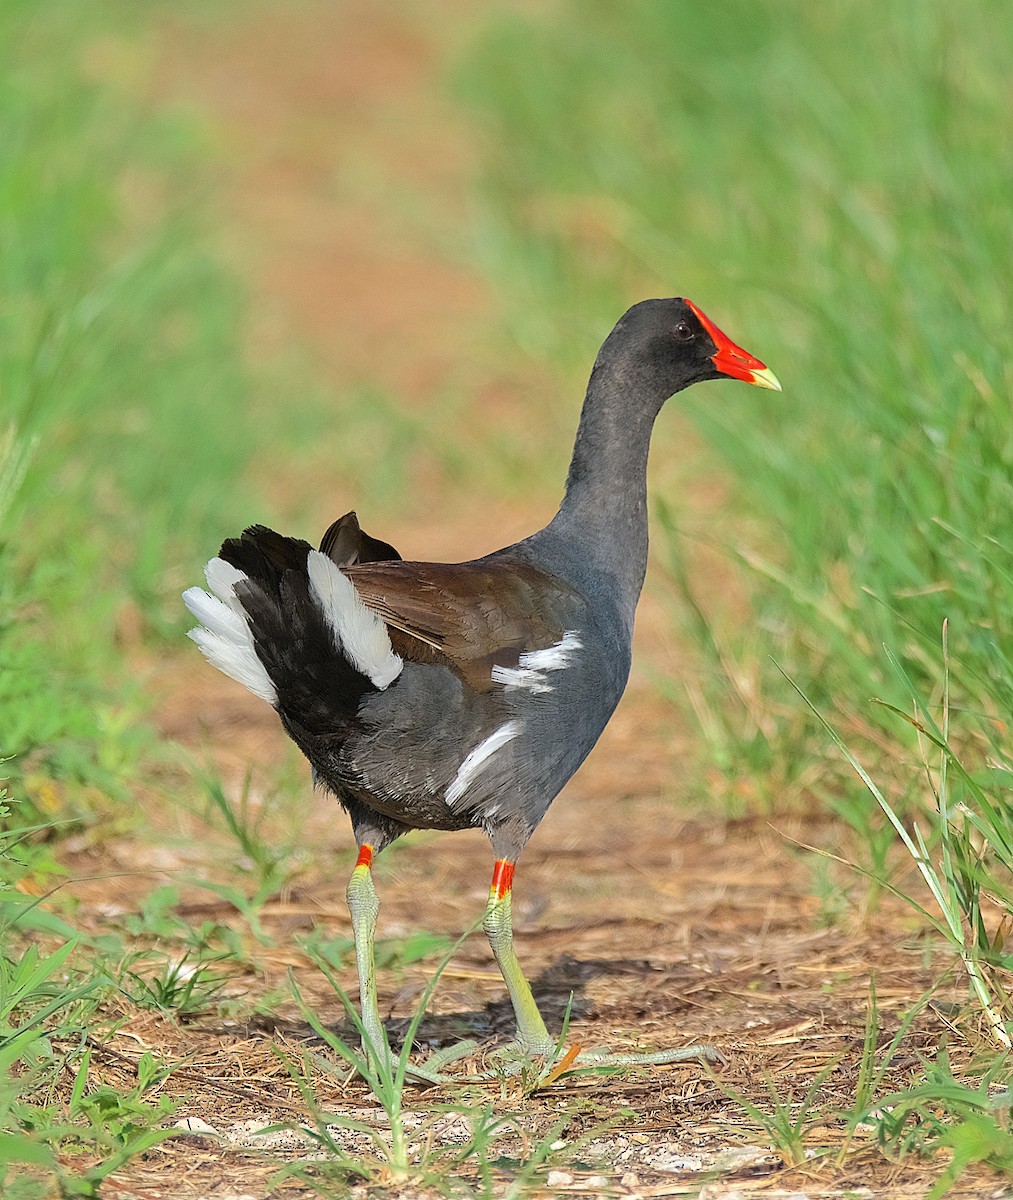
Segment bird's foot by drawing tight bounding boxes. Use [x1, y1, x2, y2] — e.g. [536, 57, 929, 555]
[477, 1037, 724, 1085]
[346, 1035, 722, 1087]
[564, 1042, 727, 1070]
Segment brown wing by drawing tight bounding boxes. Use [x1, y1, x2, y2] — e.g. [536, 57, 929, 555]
[343, 558, 574, 691]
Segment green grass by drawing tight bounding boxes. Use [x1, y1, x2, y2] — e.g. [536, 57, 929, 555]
[0, 0, 279, 1186]
[715, 989, 1013, 1188]
[272, 934, 617, 1195]
[795, 640, 1013, 1050]
[0, 851, 178, 1199]
[0, 1, 266, 818]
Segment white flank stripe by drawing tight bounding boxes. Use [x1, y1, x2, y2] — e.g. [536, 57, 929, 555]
[491, 630, 582, 695]
[183, 573, 277, 705]
[445, 720, 521, 808]
[306, 550, 403, 689]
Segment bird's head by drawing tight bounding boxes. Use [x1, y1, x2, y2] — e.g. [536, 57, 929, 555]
[596, 297, 780, 404]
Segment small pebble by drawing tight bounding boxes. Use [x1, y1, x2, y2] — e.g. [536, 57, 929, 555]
[173, 1117, 218, 1135]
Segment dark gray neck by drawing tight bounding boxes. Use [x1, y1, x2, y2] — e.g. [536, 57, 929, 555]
[537, 359, 664, 630]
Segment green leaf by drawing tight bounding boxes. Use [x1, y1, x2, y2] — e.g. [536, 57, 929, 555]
[0, 1131, 55, 1165]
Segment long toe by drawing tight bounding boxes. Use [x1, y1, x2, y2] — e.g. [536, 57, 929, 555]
[472, 1039, 724, 1084]
[571, 1042, 727, 1069]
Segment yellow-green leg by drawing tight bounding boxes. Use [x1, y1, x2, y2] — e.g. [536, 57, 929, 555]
[345, 844, 388, 1063]
[482, 857, 723, 1077]
[345, 844, 474, 1084]
[482, 858, 555, 1055]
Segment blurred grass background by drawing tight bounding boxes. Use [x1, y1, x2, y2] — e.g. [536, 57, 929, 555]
[1, 0, 1010, 955]
[0, 2, 265, 812]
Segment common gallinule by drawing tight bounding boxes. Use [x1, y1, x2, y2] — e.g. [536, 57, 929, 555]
[183, 298, 779, 1076]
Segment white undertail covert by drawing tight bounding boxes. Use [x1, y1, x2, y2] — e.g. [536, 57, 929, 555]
[183, 558, 277, 704]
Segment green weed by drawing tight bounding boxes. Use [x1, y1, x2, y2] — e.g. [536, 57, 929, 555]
[120, 949, 231, 1018]
[183, 770, 307, 943]
[271, 928, 481, 1187]
[863, 1049, 1013, 1197]
[789, 639, 1013, 1050]
[848, 982, 929, 1130]
[718, 1059, 839, 1168]
[0, 905, 174, 1196]
[201, 772, 300, 897]
[272, 949, 599, 1196]
[719, 987, 1010, 1191]
[14, 1047, 176, 1200]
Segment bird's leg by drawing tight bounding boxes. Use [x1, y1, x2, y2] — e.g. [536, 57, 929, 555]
[345, 843, 388, 1064]
[481, 857, 723, 1081]
[344, 843, 466, 1085]
[482, 858, 555, 1056]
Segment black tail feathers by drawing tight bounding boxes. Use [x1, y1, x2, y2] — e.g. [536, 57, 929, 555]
[220, 525, 370, 739]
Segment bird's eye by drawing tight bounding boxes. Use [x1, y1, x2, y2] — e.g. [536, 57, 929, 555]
[674, 322, 694, 341]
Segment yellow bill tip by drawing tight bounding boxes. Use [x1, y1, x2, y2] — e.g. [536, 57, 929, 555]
[749, 366, 782, 392]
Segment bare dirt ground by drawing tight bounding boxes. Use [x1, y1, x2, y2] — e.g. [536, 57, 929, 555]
[69, 3, 1002, 1197]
